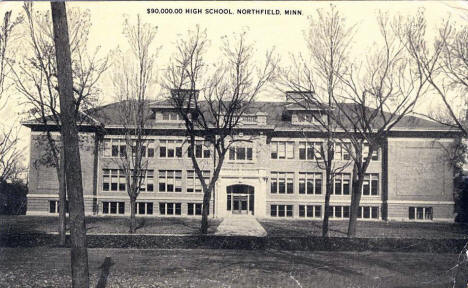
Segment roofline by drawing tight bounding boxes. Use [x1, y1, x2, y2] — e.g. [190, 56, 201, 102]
[25, 121, 461, 136]
[273, 126, 461, 133]
[21, 110, 104, 128]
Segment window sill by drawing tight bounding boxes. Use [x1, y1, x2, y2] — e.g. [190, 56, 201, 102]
[408, 219, 433, 222]
[226, 161, 256, 164]
[100, 191, 127, 193]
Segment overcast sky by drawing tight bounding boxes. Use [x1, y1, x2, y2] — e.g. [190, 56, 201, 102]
[1, 1, 467, 167]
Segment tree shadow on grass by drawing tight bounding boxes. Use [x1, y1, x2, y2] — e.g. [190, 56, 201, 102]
[96, 256, 114, 288]
[260, 220, 347, 237]
[266, 250, 363, 276]
[134, 217, 220, 235]
[133, 217, 197, 233]
[183, 250, 364, 279]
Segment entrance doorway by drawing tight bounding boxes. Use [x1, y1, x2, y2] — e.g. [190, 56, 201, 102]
[227, 184, 254, 215]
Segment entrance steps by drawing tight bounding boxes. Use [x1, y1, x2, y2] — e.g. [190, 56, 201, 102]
[214, 215, 267, 237]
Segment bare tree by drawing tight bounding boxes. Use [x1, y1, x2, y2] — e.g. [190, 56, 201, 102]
[50, 2, 89, 287]
[332, 13, 428, 237]
[163, 27, 277, 234]
[12, 3, 107, 245]
[0, 10, 23, 184]
[402, 10, 468, 136]
[0, 10, 22, 103]
[279, 5, 354, 237]
[0, 126, 24, 183]
[110, 15, 158, 233]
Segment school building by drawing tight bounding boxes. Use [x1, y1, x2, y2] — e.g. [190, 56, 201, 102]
[24, 93, 459, 222]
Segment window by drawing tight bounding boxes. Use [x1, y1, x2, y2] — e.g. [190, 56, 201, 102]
[136, 202, 153, 215]
[103, 138, 155, 158]
[329, 206, 350, 219]
[357, 206, 379, 219]
[241, 115, 257, 124]
[49, 200, 69, 214]
[270, 204, 293, 217]
[158, 170, 182, 192]
[362, 174, 379, 196]
[299, 142, 322, 160]
[409, 207, 433, 220]
[188, 141, 211, 159]
[334, 143, 351, 161]
[229, 145, 254, 161]
[102, 201, 125, 214]
[130, 169, 154, 193]
[186, 170, 210, 192]
[296, 112, 319, 124]
[147, 140, 155, 157]
[159, 140, 183, 158]
[299, 172, 322, 195]
[299, 205, 321, 218]
[159, 202, 182, 215]
[270, 172, 294, 194]
[270, 141, 294, 159]
[49, 200, 58, 213]
[102, 169, 126, 192]
[162, 111, 182, 121]
[103, 169, 154, 192]
[130, 140, 153, 158]
[363, 144, 379, 161]
[332, 173, 351, 195]
[188, 203, 202, 215]
[146, 170, 154, 192]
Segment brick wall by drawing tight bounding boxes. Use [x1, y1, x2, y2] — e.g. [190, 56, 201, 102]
[386, 137, 455, 221]
[27, 131, 97, 214]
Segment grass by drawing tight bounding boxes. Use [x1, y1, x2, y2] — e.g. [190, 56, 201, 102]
[259, 219, 468, 239]
[0, 247, 464, 287]
[2, 215, 468, 239]
[0, 215, 221, 236]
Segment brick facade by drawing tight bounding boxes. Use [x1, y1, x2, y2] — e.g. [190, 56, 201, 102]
[24, 100, 458, 222]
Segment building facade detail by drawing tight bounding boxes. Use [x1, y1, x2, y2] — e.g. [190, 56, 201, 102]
[24, 98, 459, 222]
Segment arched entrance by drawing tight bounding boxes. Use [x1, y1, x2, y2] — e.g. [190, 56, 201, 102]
[227, 184, 254, 215]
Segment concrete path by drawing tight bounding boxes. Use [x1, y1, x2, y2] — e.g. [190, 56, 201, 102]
[215, 215, 267, 237]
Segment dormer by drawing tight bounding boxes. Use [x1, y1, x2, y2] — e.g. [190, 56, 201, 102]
[150, 102, 185, 124]
[291, 111, 327, 125]
[238, 111, 268, 126]
[284, 91, 329, 126]
[171, 89, 199, 107]
[256, 112, 267, 125]
[150, 89, 199, 124]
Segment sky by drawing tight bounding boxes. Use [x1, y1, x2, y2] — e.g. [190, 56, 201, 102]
[1, 0, 467, 173]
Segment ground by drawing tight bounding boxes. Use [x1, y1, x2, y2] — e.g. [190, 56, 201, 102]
[0, 247, 463, 288]
[215, 215, 267, 236]
[259, 219, 468, 239]
[2, 215, 468, 238]
[1, 216, 468, 287]
[0, 216, 221, 235]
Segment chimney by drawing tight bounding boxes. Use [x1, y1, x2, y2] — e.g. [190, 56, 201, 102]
[170, 89, 199, 107]
[256, 112, 267, 125]
[285, 91, 314, 103]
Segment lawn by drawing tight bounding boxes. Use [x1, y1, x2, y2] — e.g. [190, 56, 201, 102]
[0, 215, 221, 235]
[259, 219, 468, 239]
[2, 215, 468, 239]
[0, 247, 464, 288]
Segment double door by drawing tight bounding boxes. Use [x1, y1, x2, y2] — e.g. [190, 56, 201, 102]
[232, 195, 249, 214]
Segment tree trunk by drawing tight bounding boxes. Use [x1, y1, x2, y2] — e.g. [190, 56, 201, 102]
[129, 196, 136, 233]
[347, 167, 363, 238]
[51, 2, 89, 287]
[58, 146, 67, 246]
[322, 168, 332, 237]
[201, 189, 211, 234]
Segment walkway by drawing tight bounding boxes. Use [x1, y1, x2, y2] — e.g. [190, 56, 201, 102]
[215, 215, 267, 237]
